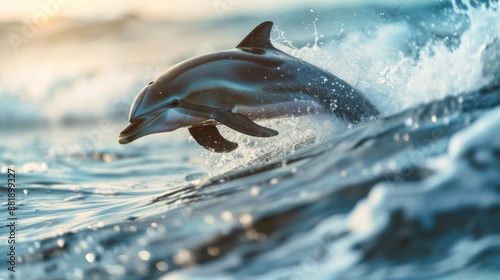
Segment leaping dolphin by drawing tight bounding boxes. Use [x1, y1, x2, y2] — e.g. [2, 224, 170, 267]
[118, 21, 379, 152]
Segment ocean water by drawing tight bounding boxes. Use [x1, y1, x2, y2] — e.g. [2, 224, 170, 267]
[1, 0, 500, 279]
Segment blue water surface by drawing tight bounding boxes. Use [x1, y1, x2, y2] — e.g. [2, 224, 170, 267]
[1, 1, 499, 279]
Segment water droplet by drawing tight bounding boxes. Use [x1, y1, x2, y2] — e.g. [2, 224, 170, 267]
[138, 250, 151, 261]
[156, 262, 169, 272]
[85, 253, 95, 263]
[393, 133, 400, 141]
[74, 269, 84, 279]
[405, 117, 413, 126]
[239, 213, 253, 227]
[340, 170, 348, 177]
[204, 215, 215, 224]
[146, 227, 156, 235]
[102, 154, 113, 163]
[106, 265, 125, 275]
[57, 239, 65, 248]
[173, 249, 192, 265]
[250, 186, 260, 196]
[221, 211, 233, 221]
[245, 229, 260, 240]
[117, 255, 129, 263]
[402, 132, 410, 142]
[207, 246, 220, 257]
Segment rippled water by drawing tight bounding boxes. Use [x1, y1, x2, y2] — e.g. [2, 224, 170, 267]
[1, 1, 500, 279]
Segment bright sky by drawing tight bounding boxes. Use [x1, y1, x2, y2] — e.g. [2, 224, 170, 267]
[0, 0, 422, 22]
[0, 0, 341, 22]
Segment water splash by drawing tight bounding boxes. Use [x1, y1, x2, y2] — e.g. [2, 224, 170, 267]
[200, 114, 342, 176]
[275, 0, 499, 116]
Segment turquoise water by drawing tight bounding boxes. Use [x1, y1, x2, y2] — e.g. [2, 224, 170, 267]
[1, 1, 500, 279]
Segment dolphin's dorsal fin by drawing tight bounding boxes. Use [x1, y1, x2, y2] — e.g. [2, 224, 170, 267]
[236, 21, 276, 50]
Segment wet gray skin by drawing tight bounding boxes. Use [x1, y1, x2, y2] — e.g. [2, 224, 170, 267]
[118, 21, 379, 152]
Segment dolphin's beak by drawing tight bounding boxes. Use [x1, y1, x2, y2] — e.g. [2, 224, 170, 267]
[118, 109, 207, 144]
[118, 112, 165, 144]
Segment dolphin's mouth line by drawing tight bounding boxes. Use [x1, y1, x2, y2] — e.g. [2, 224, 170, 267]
[118, 112, 164, 142]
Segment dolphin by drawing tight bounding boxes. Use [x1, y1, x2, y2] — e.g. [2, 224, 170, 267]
[118, 21, 379, 152]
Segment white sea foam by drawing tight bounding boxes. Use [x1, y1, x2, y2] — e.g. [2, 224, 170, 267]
[276, 0, 499, 116]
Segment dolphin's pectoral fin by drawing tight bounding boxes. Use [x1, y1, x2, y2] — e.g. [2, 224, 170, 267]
[212, 111, 279, 137]
[188, 125, 238, 153]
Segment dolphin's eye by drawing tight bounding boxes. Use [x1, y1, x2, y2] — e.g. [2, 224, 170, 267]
[170, 98, 180, 107]
[148, 81, 154, 85]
